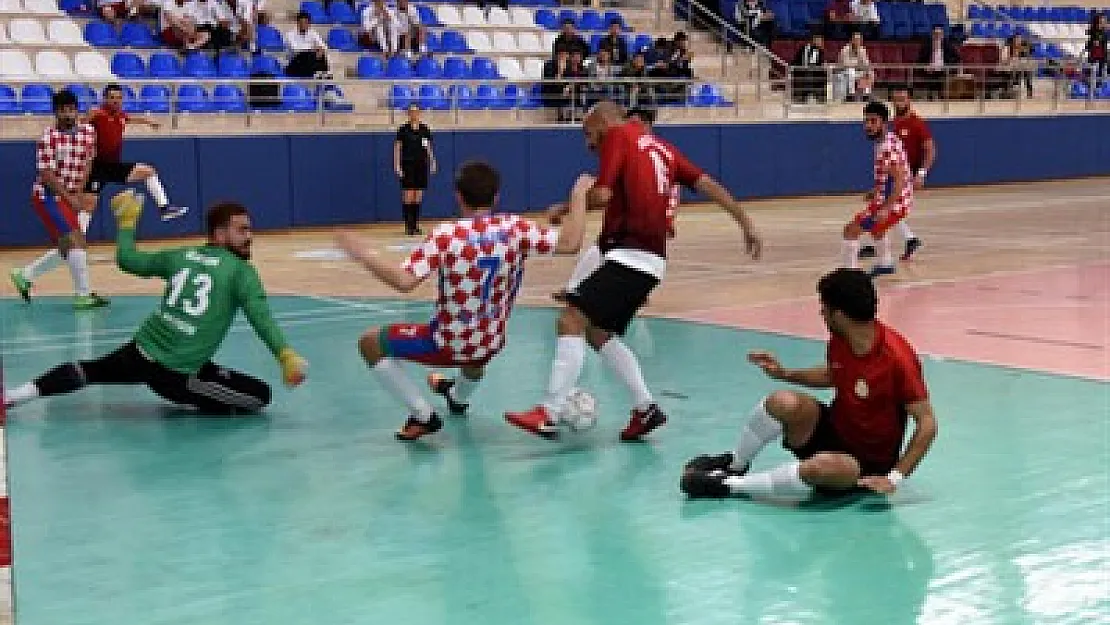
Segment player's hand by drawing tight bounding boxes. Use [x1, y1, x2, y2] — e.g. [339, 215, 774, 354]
[572, 173, 596, 196]
[278, 347, 308, 388]
[747, 350, 785, 380]
[914, 171, 926, 188]
[864, 190, 876, 202]
[394, 165, 403, 178]
[430, 162, 438, 175]
[545, 202, 569, 225]
[857, 475, 897, 495]
[110, 189, 144, 229]
[742, 228, 763, 260]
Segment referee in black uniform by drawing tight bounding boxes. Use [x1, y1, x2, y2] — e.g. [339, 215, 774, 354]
[394, 103, 437, 235]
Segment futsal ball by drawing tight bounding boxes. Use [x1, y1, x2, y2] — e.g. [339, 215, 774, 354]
[564, 388, 599, 432]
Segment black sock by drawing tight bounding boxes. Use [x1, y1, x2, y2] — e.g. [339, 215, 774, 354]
[403, 203, 420, 232]
[35, 363, 86, 397]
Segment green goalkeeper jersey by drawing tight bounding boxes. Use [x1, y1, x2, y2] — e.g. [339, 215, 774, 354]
[116, 229, 289, 374]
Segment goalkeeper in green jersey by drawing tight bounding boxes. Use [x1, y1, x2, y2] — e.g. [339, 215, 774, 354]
[3, 190, 308, 413]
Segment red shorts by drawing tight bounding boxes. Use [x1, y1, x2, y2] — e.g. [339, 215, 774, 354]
[379, 323, 495, 367]
[853, 201, 906, 238]
[31, 192, 78, 243]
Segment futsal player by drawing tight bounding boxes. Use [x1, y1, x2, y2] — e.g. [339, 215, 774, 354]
[861, 86, 932, 261]
[680, 268, 938, 499]
[9, 90, 108, 310]
[394, 103, 437, 235]
[334, 161, 591, 441]
[505, 101, 763, 441]
[4, 191, 308, 413]
[841, 100, 913, 278]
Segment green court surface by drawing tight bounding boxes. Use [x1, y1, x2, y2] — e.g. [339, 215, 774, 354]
[1, 296, 1107, 625]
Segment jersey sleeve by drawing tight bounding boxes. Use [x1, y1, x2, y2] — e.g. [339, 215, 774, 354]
[115, 229, 178, 278]
[395, 126, 404, 141]
[894, 347, 929, 406]
[672, 147, 704, 189]
[516, 218, 560, 257]
[915, 118, 933, 141]
[401, 230, 444, 279]
[235, 263, 290, 359]
[594, 128, 628, 190]
[35, 132, 54, 176]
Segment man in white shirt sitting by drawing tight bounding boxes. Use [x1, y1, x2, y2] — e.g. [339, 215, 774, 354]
[359, 0, 396, 57]
[285, 10, 330, 78]
[159, 0, 209, 50]
[189, 0, 233, 49]
[391, 0, 426, 58]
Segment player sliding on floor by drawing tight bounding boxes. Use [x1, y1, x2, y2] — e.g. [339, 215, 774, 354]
[3, 190, 308, 413]
[334, 161, 591, 441]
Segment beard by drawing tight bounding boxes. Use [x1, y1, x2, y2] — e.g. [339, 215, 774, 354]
[230, 244, 251, 260]
[866, 128, 883, 140]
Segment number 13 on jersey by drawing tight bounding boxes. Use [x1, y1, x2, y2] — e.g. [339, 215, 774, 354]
[167, 268, 213, 317]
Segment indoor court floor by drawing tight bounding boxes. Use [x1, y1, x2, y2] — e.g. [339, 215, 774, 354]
[0, 178, 1106, 625]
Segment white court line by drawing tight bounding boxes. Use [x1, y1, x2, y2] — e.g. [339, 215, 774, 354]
[288, 292, 430, 312]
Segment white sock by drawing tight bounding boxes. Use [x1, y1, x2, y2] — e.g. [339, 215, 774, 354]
[723, 461, 812, 497]
[876, 236, 894, 267]
[22, 249, 61, 281]
[372, 359, 433, 420]
[732, 397, 783, 470]
[599, 339, 652, 411]
[566, 245, 602, 291]
[450, 373, 480, 403]
[541, 335, 586, 416]
[145, 174, 169, 207]
[66, 248, 91, 296]
[841, 239, 860, 269]
[897, 220, 915, 241]
[77, 211, 91, 233]
[4, 382, 40, 407]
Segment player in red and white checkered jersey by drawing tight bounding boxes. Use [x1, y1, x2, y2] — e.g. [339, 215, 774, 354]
[335, 161, 592, 441]
[9, 91, 108, 310]
[841, 100, 914, 279]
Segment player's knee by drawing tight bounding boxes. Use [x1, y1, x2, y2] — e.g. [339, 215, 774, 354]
[131, 164, 155, 180]
[764, 390, 807, 420]
[800, 453, 861, 488]
[557, 306, 588, 336]
[843, 223, 861, 239]
[585, 327, 610, 351]
[358, 329, 384, 364]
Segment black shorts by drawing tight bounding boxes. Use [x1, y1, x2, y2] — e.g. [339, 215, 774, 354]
[83, 160, 136, 194]
[400, 160, 428, 190]
[566, 260, 659, 335]
[785, 402, 898, 477]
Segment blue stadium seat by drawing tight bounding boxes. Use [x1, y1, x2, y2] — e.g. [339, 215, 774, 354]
[357, 55, 384, 78]
[0, 85, 20, 115]
[477, 84, 510, 109]
[282, 84, 317, 112]
[177, 84, 214, 113]
[217, 53, 249, 78]
[451, 84, 481, 110]
[21, 84, 53, 114]
[1069, 81, 1089, 99]
[111, 52, 145, 78]
[251, 54, 282, 76]
[118, 85, 141, 113]
[579, 10, 604, 31]
[59, 0, 89, 14]
[442, 56, 467, 79]
[184, 53, 218, 78]
[911, 5, 932, 37]
[535, 9, 558, 29]
[440, 30, 469, 53]
[139, 85, 171, 113]
[631, 34, 652, 53]
[1097, 81, 1110, 100]
[148, 52, 183, 78]
[318, 84, 354, 111]
[417, 4, 439, 26]
[84, 21, 121, 47]
[121, 22, 157, 48]
[414, 56, 441, 78]
[212, 84, 248, 112]
[300, 1, 331, 23]
[327, 27, 359, 51]
[329, 1, 359, 24]
[419, 84, 449, 110]
[967, 5, 985, 19]
[66, 83, 98, 112]
[603, 11, 628, 30]
[470, 57, 498, 79]
[425, 31, 442, 53]
[257, 25, 284, 52]
[391, 84, 414, 109]
[385, 56, 412, 78]
[557, 9, 578, 27]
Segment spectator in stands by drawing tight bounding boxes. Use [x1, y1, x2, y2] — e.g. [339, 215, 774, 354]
[543, 46, 587, 122]
[190, 0, 234, 50]
[734, 0, 774, 50]
[621, 50, 655, 108]
[998, 34, 1033, 99]
[285, 11, 330, 79]
[850, 0, 879, 41]
[473, 0, 507, 11]
[838, 32, 872, 102]
[588, 47, 621, 106]
[360, 0, 396, 57]
[553, 18, 590, 59]
[824, 0, 852, 40]
[792, 33, 828, 103]
[646, 37, 672, 78]
[1085, 13, 1107, 79]
[392, 0, 427, 58]
[598, 19, 629, 66]
[159, 0, 210, 50]
[915, 26, 960, 100]
[660, 31, 694, 104]
[228, 0, 268, 53]
[97, 0, 137, 31]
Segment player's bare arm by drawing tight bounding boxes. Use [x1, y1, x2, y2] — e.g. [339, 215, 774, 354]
[858, 399, 936, 494]
[553, 174, 592, 254]
[334, 232, 425, 292]
[694, 175, 763, 259]
[917, 139, 936, 186]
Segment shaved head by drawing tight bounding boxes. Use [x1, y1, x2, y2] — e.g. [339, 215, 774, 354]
[583, 100, 626, 152]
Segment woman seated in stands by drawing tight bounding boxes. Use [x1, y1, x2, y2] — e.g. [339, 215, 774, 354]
[838, 32, 873, 102]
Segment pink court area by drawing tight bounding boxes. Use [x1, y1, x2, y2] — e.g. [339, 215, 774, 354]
[679, 263, 1110, 381]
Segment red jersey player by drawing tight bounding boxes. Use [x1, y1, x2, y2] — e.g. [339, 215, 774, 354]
[8, 90, 108, 309]
[681, 268, 938, 500]
[842, 100, 913, 278]
[335, 161, 591, 441]
[506, 101, 762, 441]
[861, 86, 933, 262]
